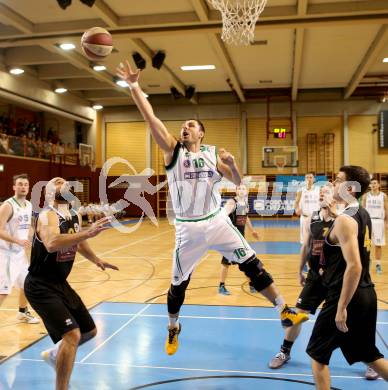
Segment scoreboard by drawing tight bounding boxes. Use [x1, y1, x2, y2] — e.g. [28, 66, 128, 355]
[379, 111, 388, 148]
[273, 127, 287, 139]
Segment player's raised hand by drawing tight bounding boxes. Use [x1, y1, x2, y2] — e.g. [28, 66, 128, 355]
[219, 148, 235, 167]
[116, 60, 140, 84]
[86, 216, 111, 238]
[252, 231, 259, 240]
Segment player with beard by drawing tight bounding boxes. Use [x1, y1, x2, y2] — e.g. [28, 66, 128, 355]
[24, 177, 118, 390]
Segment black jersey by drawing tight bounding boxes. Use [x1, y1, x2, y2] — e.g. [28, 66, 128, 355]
[307, 210, 334, 274]
[29, 207, 80, 283]
[229, 197, 249, 234]
[321, 205, 373, 294]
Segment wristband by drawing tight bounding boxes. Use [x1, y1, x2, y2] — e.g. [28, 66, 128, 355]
[128, 81, 139, 90]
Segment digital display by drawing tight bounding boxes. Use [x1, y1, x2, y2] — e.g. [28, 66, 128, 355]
[273, 127, 286, 139]
[380, 111, 388, 148]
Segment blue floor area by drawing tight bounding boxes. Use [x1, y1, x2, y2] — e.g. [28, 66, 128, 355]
[1, 303, 386, 389]
[249, 241, 301, 254]
[251, 220, 299, 228]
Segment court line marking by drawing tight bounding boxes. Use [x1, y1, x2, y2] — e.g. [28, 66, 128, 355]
[12, 358, 378, 380]
[0, 229, 173, 313]
[79, 288, 169, 363]
[79, 304, 152, 363]
[74, 229, 172, 266]
[79, 240, 198, 362]
[99, 256, 172, 260]
[88, 312, 388, 325]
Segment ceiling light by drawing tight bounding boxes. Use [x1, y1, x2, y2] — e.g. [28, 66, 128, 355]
[93, 104, 103, 110]
[93, 65, 106, 71]
[55, 87, 67, 94]
[9, 68, 24, 75]
[181, 65, 216, 71]
[116, 80, 128, 87]
[59, 43, 75, 51]
[383, 58, 388, 63]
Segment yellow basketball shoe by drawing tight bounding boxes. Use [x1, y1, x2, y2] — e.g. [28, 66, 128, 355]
[165, 323, 181, 355]
[280, 305, 309, 327]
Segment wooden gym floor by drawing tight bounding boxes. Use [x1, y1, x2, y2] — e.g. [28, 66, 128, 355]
[0, 218, 387, 361]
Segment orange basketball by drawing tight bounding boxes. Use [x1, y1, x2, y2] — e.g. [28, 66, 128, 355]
[81, 27, 113, 61]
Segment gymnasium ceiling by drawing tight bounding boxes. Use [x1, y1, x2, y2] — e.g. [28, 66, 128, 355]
[0, 0, 388, 107]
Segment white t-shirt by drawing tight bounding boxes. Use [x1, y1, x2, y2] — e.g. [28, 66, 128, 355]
[0, 197, 32, 253]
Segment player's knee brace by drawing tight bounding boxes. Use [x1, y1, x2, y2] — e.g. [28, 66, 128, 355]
[238, 256, 273, 292]
[167, 278, 191, 314]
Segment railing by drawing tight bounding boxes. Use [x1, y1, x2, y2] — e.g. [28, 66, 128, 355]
[50, 153, 80, 165]
[0, 134, 78, 160]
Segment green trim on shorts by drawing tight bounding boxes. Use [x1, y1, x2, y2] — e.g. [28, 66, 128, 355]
[175, 208, 221, 222]
[226, 218, 248, 250]
[175, 234, 183, 277]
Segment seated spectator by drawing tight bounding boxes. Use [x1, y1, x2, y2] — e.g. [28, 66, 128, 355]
[0, 133, 12, 154]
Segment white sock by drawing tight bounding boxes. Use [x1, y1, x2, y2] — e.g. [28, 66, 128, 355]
[376, 259, 381, 265]
[50, 341, 61, 359]
[168, 313, 179, 329]
[274, 296, 286, 313]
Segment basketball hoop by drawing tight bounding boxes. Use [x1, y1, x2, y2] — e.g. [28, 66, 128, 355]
[274, 156, 286, 172]
[208, 0, 268, 45]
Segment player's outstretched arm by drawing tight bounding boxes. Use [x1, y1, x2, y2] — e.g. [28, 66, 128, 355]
[217, 148, 241, 185]
[39, 211, 110, 253]
[116, 60, 176, 154]
[333, 215, 362, 333]
[76, 215, 118, 270]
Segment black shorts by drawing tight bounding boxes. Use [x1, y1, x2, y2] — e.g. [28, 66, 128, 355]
[296, 271, 327, 315]
[24, 274, 95, 343]
[306, 286, 384, 365]
[221, 256, 235, 265]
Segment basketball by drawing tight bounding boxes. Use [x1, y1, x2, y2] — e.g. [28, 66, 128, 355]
[81, 27, 113, 61]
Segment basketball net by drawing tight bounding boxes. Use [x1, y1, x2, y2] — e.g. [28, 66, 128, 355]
[274, 156, 286, 172]
[208, 0, 268, 45]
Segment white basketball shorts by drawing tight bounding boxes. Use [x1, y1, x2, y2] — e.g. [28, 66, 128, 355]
[172, 209, 255, 285]
[0, 250, 29, 295]
[371, 219, 386, 246]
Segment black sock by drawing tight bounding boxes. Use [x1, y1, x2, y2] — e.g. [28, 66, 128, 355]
[19, 307, 27, 313]
[219, 282, 225, 287]
[280, 339, 294, 354]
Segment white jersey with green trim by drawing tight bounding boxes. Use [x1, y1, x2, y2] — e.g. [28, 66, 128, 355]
[299, 185, 320, 217]
[0, 197, 32, 253]
[166, 143, 223, 220]
[365, 192, 385, 219]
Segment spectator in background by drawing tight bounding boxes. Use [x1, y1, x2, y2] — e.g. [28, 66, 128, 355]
[43, 139, 53, 159]
[57, 142, 65, 163]
[0, 133, 10, 154]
